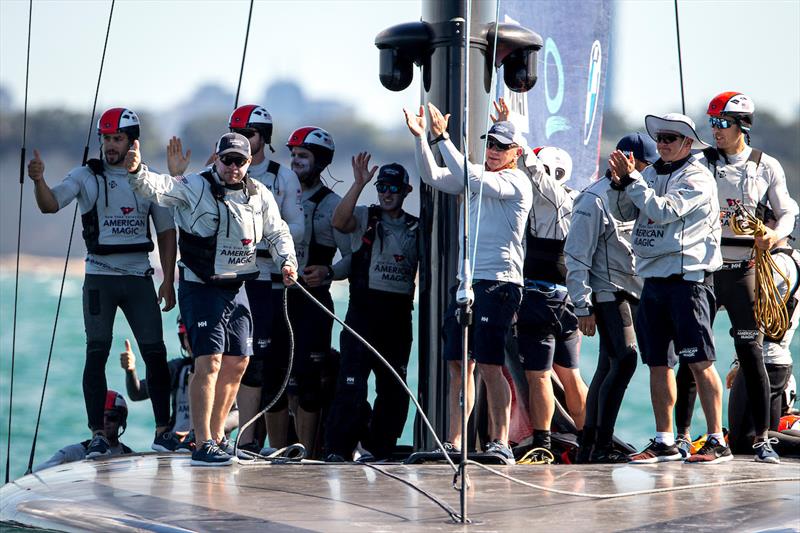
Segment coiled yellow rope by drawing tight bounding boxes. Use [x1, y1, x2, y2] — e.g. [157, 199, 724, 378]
[729, 206, 791, 339]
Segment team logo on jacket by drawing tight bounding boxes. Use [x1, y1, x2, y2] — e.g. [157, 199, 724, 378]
[393, 254, 405, 262]
[241, 238, 252, 246]
[120, 207, 134, 215]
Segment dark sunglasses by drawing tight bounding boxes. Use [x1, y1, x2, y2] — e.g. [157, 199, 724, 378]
[709, 116, 733, 129]
[655, 133, 683, 144]
[486, 138, 517, 151]
[219, 155, 249, 167]
[232, 128, 258, 139]
[376, 182, 403, 194]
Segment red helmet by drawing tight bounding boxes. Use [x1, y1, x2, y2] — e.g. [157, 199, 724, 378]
[97, 107, 140, 140]
[229, 104, 273, 143]
[707, 92, 754, 130]
[287, 127, 335, 170]
[104, 390, 128, 428]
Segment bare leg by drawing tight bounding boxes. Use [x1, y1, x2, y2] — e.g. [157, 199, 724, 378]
[191, 354, 223, 443]
[553, 365, 588, 430]
[526, 370, 554, 431]
[210, 356, 248, 442]
[236, 384, 262, 444]
[478, 363, 511, 443]
[650, 366, 676, 434]
[447, 360, 475, 449]
[690, 360, 723, 435]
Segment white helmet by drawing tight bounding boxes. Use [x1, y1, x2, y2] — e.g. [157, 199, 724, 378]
[534, 146, 573, 183]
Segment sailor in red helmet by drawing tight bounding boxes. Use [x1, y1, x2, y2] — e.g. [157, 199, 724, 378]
[692, 91, 798, 464]
[262, 126, 350, 458]
[27, 108, 177, 459]
[33, 391, 134, 472]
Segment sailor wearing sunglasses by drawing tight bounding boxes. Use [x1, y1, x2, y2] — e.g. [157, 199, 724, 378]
[126, 132, 297, 466]
[608, 113, 731, 465]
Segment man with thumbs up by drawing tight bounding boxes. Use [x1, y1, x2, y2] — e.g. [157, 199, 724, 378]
[27, 107, 177, 458]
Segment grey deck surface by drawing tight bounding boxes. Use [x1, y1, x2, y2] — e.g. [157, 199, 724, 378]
[2, 453, 799, 532]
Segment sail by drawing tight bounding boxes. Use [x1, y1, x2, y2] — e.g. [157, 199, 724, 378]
[499, 0, 611, 189]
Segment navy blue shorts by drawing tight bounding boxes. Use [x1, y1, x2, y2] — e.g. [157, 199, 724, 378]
[516, 283, 580, 371]
[178, 279, 253, 358]
[244, 279, 274, 360]
[443, 280, 522, 366]
[636, 277, 716, 368]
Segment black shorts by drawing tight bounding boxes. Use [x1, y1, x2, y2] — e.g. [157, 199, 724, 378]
[516, 283, 580, 371]
[443, 280, 522, 366]
[636, 277, 716, 368]
[245, 279, 274, 359]
[178, 279, 253, 358]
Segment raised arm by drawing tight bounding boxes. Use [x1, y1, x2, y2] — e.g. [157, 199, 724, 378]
[126, 140, 194, 208]
[27, 150, 61, 213]
[405, 106, 463, 194]
[333, 152, 377, 233]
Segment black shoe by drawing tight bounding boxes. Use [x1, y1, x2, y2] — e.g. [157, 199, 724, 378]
[191, 440, 233, 467]
[590, 445, 630, 464]
[218, 436, 254, 461]
[238, 441, 263, 454]
[575, 443, 594, 464]
[86, 434, 111, 459]
[685, 436, 733, 465]
[175, 430, 195, 454]
[325, 453, 347, 463]
[629, 439, 682, 464]
[152, 431, 181, 452]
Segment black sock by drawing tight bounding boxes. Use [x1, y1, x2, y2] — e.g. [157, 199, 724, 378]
[533, 430, 551, 450]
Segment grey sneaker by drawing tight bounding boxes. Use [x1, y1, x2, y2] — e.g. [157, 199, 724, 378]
[753, 438, 780, 464]
[86, 434, 111, 459]
[676, 436, 692, 459]
[485, 440, 515, 464]
[152, 431, 182, 452]
[218, 436, 254, 461]
[191, 440, 233, 467]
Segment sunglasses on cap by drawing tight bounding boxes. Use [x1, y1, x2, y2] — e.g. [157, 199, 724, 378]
[219, 154, 249, 167]
[232, 128, 258, 139]
[486, 138, 517, 152]
[376, 182, 403, 194]
[709, 116, 734, 129]
[655, 133, 684, 144]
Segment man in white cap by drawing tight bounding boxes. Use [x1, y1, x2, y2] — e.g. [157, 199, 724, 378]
[126, 132, 298, 466]
[405, 103, 532, 463]
[608, 113, 730, 464]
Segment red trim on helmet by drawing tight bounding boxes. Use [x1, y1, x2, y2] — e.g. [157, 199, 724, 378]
[98, 108, 126, 135]
[286, 126, 320, 148]
[229, 104, 258, 129]
[707, 91, 740, 116]
[104, 390, 127, 413]
[532, 146, 544, 155]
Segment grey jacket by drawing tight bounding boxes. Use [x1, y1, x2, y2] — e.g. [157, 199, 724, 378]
[607, 155, 722, 280]
[565, 176, 642, 315]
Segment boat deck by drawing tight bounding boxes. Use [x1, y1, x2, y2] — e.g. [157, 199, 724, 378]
[2, 453, 799, 532]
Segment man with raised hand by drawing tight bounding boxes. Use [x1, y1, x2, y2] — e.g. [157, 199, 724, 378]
[405, 103, 532, 463]
[27, 107, 176, 458]
[126, 133, 297, 466]
[325, 154, 420, 462]
[607, 113, 729, 465]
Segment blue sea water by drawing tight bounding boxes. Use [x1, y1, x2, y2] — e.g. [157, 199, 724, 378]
[0, 269, 796, 481]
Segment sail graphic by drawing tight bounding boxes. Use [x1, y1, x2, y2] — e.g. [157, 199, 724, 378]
[499, 0, 611, 188]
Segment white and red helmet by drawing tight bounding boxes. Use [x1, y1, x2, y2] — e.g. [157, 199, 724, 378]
[229, 104, 273, 143]
[97, 107, 140, 141]
[104, 390, 128, 428]
[287, 127, 335, 170]
[707, 91, 754, 130]
[533, 146, 573, 183]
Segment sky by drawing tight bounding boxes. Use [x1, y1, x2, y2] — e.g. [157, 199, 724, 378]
[0, 0, 798, 128]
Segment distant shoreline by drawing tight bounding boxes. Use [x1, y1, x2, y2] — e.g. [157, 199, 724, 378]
[0, 254, 86, 277]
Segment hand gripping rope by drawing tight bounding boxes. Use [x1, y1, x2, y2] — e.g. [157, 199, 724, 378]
[730, 204, 793, 340]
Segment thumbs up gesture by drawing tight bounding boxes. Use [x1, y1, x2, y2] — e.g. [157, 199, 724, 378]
[120, 339, 136, 372]
[28, 149, 45, 182]
[125, 140, 141, 173]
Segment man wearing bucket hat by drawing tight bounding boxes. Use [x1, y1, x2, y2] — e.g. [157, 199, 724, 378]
[608, 113, 730, 465]
[405, 103, 532, 463]
[125, 132, 298, 466]
[565, 132, 657, 463]
[324, 153, 420, 461]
